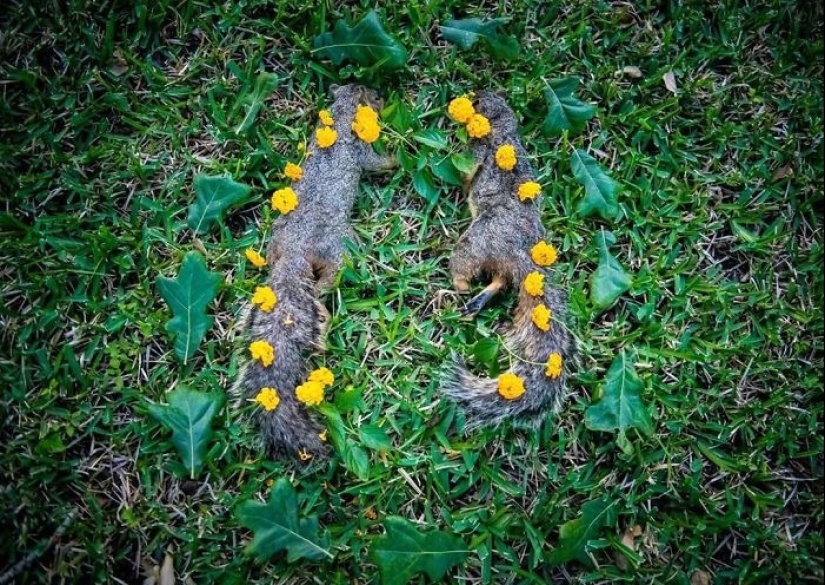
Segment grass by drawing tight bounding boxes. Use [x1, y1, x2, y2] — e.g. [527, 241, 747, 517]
[1, 0, 823, 583]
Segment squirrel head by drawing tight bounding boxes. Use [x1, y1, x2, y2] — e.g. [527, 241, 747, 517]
[474, 91, 518, 135]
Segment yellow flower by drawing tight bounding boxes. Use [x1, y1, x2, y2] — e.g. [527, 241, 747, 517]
[319, 109, 334, 126]
[271, 187, 298, 214]
[283, 162, 303, 181]
[251, 285, 278, 312]
[298, 449, 313, 461]
[318, 430, 328, 442]
[316, 126, 337, 148]
[530, 241, 558, 266]
[249, 340, 275, 367]
[448, 96, 475, 124]
[351, 105, 381, 143]
[255, 387, 280, 411]
[495, 144, 517, 170]
[465, 114, 490, 139]
[546, 353, 563, 379]
[295, 380, 325, 406]
[308, 367, 335, 388]
[523, 271, 545, 297]
[531, 304, 552, 332]
[497, 372, 525, 400]
[518, 181, 541, 202]
[245, 248, 267, 268]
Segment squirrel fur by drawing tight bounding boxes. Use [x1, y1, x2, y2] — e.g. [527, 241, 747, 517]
[442, 91, 576, 431]
[237, 84, 394, 459]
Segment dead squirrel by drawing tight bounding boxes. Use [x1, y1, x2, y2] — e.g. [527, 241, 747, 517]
[442, 91, 576, 430]
[237, 84, 395, 459]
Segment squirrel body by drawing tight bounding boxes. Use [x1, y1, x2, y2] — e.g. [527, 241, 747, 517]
[238, 84, 394, 459]
[443, 92, 575, 430]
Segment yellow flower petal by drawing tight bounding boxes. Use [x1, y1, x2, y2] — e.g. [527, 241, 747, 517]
[251, 286, 278, 312]
[495, 144, 517, 170]
[319, 109, 334, 126]
[518, 181, 541, 202]
[271, 187, 299, 214]
[546, 352, 563, 379]
[530, 241, 558, 266]
[255, 387, 280, 411]
[283, 162, 303, 181]
[244, 248, 267, 268]
[249, 340, 275, 367]
[295, 380, 325, 406]
[531, 303, 552, 332]
[316, 126, 338, 148]
[523, 271, 545, 297]
[497, 372, 525, 400]
[308, 367, 335, 388]
[448, 96, 475, 124]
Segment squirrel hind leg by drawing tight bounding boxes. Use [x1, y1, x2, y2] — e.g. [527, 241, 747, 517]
[461, 274, 506, 319]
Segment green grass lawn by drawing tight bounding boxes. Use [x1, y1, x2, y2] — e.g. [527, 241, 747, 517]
[1, 1, 823, 583]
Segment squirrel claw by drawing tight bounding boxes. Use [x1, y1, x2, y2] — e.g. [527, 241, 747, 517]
[461, 290, 494, 319]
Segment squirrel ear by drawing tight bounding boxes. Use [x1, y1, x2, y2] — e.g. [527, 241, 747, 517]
[330, 84, 341, 96]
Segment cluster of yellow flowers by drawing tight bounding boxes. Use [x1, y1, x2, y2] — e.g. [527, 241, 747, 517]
[523, 271, 545, 297]
[495, 144, 517, 171]
[251, 285, 278, 312]
[255, 387, 280, 411]
[283, 162, 303, 181]
[316, 126, 337, 148]
[271, 186, 299, 215]
[319, 109, 334, 126]
[517, 181, 541, 202]
[249, 339, 275, 367]
[497, 372, 525, 400]
[531, 303, 552, 332]
[295, 367, 335, 407]
[448, 96, 491, 139]
[530, 241, 558, 267]
[546, 353, 563, 379]
[352, 104, 381, 143]
[245, 249, 267, 268]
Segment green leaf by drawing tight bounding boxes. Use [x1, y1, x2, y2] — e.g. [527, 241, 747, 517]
[413, 129, 449, 150]
[359, 423, 392, 451]
[313, 10, 407, 71]
[547, 498, 617, 567]
[430, 157, 463, 186]
[187, 174, 251, 235]
[344, 440, 370, 480]
[585, 352, 654, 435]
[440, 18, 520, 61]
[571, 149, 620, 220]
[542, 77, 596, 136]
[451, 152, 476, 175]
[412, 168, 439, 203]
[234, 72, 280, 134]
[236, 478, 333, 562]
[590, 231, 632, 309]
[157, 252, 221, 363]
[371, 516, 469, 585]
[147, 388, 223, 479]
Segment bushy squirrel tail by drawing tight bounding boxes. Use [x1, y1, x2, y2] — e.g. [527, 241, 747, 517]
[236, 255, 330, 459]
[441, 257, 575, 431]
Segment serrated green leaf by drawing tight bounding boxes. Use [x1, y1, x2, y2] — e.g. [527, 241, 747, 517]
[147, 388, 223, 479]
[334, 387, 364, 413]
[313, 10, 407, 71]
[157, 252, 221, 363]
[234, 72, 280, 134]
[542, 77, 596, 135]
[571, 149, 620, 220]
[412, 168, 439, 203]
[440, 18, 520, 60]
[187, 174, 251, 234]
[344, 439, 370, 480]
[236, 478, 333, 562]
[590, 231, 632, 309]
[371, 516, 469, 585]
[585, 352, 653, 435]
[359, 423, 391, 451]
[547, 498, 617, 567]
[472, 337, 499, 366]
